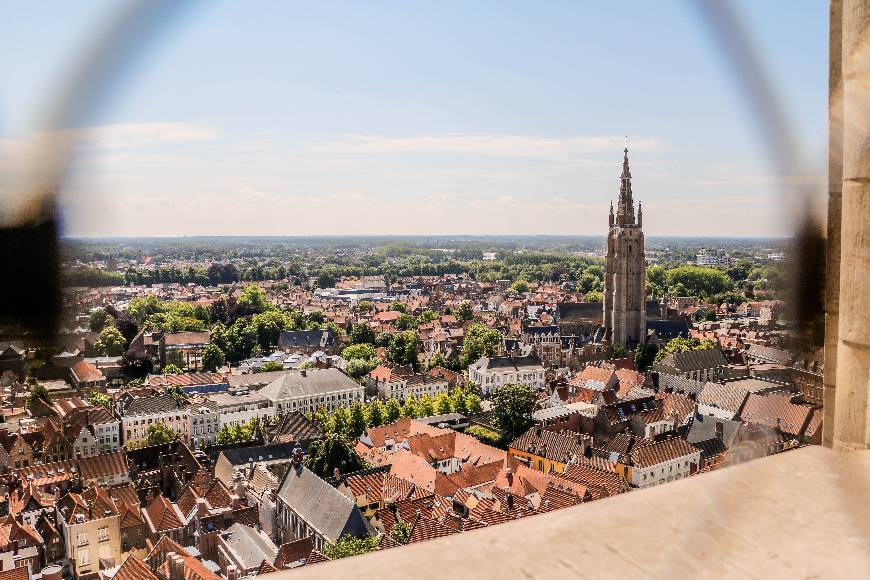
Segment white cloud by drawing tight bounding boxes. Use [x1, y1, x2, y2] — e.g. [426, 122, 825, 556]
[0, 123, 219, 162]
[311, 134, 664, 161]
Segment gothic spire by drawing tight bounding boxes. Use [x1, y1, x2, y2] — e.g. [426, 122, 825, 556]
[616, 147, 636, 226]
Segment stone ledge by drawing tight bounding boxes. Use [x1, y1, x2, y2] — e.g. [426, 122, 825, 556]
[276, 446, 870, 579]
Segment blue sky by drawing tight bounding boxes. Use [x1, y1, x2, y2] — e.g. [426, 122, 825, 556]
[0, 1, 827, 237]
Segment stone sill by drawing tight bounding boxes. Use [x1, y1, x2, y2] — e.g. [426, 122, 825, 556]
[277, 446, 870, 579]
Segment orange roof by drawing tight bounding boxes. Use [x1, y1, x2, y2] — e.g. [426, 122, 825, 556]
[145, 495, 184, 532]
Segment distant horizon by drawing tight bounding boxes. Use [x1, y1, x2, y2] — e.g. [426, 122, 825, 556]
[61, 233, 793, 242]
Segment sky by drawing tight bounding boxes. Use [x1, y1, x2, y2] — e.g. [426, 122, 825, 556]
[0, 1, 828, 238]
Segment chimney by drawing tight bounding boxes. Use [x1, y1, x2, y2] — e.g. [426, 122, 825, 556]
[166, 553, 184, 580]
[300, 370, 307, 377]
[715, 421, 724, 442]
[333, 467, 340, 480]
[227, 565, 239, 580]
[229, 494, 241, 510]
[292, 447, 304, 467]
[505, 493, 513, 510]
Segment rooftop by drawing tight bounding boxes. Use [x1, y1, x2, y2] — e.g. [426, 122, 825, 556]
[276, 446, 869, 579]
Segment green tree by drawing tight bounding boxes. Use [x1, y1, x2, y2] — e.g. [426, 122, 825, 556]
[611, 345, 626, 359]
[25, 384, 51, 409]
[459, 324, 503, 368]
[464, 393, 482, 415]
[304, 433, 367, 479]
[120, 350, 154, 379]
[236, 284, 270, 314]
[342, 343, 377, 361]
[465, 425, 502, 446]
[585, 290, 604, 302]
[455, 301, 474, 321]
[96, 325, 126, 356]
[350, 322, 376, 345]
[634, 343, 659, 371]
[654, 337, 717, 364]
[511, 279, 530, 294]
[426, 352, 447, 370]
[257, 361, 284, 373]
[145, 422, 175, 446]
[349, 402, 369, 438]
[346, 358, 380, 379]
[250, 310, 296, 351]
[435, 392, 453, 415]
[89, 308, 110, 332]
[367, 399, 385, 427]
[665, 265, 733, 300]
[417, 310, 439, 324]
[385, 398, 403, 423]
[163, 364, 184, 375]
[201, 344, 226, 372]
[87, 391, 111, 408]
[491, 383, 537, 440]
[401, 394, 419, 418]
[323, 535, 379, 560]
[395, 313, 417, 331]
[356, 301, 375, 313]
[390, 521, 412, 545]
[387, 300, 407, 314]
[418, 394, 436, 418]
[331, 406, 352, 438]
[216, 424, 234, 445]
[451, 388, 469, 415]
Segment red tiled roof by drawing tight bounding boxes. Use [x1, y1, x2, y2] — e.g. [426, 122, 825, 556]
[115, 555, 159, 580]
[145, 496, 184, 532]
[70, 359, 104, 384]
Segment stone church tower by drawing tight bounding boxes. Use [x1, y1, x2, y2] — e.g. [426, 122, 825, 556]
[603, 147, 646, 346]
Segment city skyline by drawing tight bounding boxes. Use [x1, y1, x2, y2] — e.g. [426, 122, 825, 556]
[1, 1, 827, 238]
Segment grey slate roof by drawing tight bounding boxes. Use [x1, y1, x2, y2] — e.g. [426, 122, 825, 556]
[645, 320, 690, 340]
[221, 522, 278, 571]
[277, 463, 371, 543]
[122, 392, 188, 416]
[277, 329, 337, 351]
[657, 373, 706, 397]
[470, 354, 543, 372]
[698, 382, 751, 415]
[746, 344, 793, 365]
[656, 348, 728, 372]
[228, 370, 290, 390]
[260, 368, 361, 401]
[687, 413, 743, 448]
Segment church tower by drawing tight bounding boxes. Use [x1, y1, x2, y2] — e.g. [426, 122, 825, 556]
[603, 147, 646, 346]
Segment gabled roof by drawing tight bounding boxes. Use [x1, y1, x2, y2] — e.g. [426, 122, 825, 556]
[79, 450, 129, 481]
[260, 368, 360, 401]
[221, 522, 278, 571]
[144, 495, 184, 532]
[740, 394, 814, 436]
[629, 437, 699, 469]
[276, 463, 370, 543]
[277, 329, 336, 350]
[114, 555, 160, 580]
[508, 427, 588, 465]
[70, 359, 104, 384]
[146, 535, 222, 580]
[657, 348, 728, 372]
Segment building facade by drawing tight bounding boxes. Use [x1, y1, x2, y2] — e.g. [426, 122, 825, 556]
[468, 355, 545, 396]
[603, 147, 646, 347]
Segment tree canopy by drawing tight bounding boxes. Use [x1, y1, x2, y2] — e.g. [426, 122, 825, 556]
[491, 383, 537, 440]
[145, 422, 175, 446]
[304, 433, 367, 480]
[459, 323, 503, 368]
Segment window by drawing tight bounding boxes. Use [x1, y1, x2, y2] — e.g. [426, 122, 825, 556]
[98, 526, 109, 542]
[77, 532, 88, 547]
[79, 551, 90, 567]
